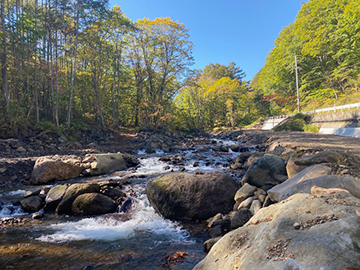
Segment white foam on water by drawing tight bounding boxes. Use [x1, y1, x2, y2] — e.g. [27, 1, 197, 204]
[212, 138, 238, 146]
[134, 157, 172, 176]
[36, 195, 190, 244]
[0, 189, 26, 198]
[0, 202, 25, 218]
[137, 149, 147, 155]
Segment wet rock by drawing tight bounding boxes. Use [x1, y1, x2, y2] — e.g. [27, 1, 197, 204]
[101, 187, 126, 201]
[44, 184, 68, 212]
[194, 193, 360, 270]
[241, 154, 287, 188]
[56, 183, 100, 215]
[267, 164, 331, 202]
[71, 193, 117, 215]
[20, 195, 45, 212]
[230, 209, 252, 229]
[31, 156, 82, 185]
[32, 211, 44, 219]
[146, 173, 239, 221]
[24, 189, 42, 198]
[119, 197, 133, 213]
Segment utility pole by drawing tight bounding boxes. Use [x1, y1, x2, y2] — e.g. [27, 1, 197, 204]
[295, 53, 300, 113]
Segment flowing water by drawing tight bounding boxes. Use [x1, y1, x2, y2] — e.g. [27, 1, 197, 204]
[0, 141, 242, 270]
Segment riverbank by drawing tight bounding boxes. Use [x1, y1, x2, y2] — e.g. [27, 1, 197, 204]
[1, 129, 360, 269]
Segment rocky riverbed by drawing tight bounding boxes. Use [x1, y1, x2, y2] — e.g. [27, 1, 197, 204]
[1, 129, 360, 269]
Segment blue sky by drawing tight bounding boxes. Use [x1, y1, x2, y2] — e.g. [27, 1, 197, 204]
[109, 0, 305, 80]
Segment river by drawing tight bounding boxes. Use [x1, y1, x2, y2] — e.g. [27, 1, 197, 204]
[0, 140, 244, 269]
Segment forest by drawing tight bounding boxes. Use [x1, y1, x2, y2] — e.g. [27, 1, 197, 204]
[252, 0, 360, 114]
[1, 0, 360, 137]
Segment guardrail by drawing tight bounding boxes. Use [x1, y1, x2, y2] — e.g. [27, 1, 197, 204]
[304, 102, 360, 114]
[262, 102, 360, 129]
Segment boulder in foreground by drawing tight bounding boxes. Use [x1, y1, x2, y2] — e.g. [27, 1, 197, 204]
[194, 192, 360, 270]
[146, 173, 239, 220]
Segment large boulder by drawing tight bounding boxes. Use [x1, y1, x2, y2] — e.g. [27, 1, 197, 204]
[56, 183, 100, 215]
[268, 164, 331, 202]
[241, 154, 287, 188]
[146, 173, 239, 221]
[82, 153, 128, 176]
[275, 175, 360, 202]
[44, 184, 68, 212]
[194, 192, 360, 270]
[71, 193, 117, 215]
[31, 156, 83, 185]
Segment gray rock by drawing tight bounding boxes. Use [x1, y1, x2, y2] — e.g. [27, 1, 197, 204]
[238, 196, 254, 210]
[268, 164, 331, 202]
[16, 146, 27, 152]
[208, 224, 223, 238]
[241, 154, 287, 188]
[32, 211, 44, 219]
[203, 237, 222, 252]
[234, 183, 257, 203]
[277, 175, 360, 202]
[207, 213, 223, 228]
[294, 151, 343, 166]
[278, 259, 307, 270]
[82, 153, 128, 176]
[230, 209, 252, 229]
[232, 152, 264, 170]
[146, 173, 239, 221]
[101, 187, 126, 200]
[24, 189, 42, 198]
[56, 183, 100, 215]
[286, 155, 307, 178]
[250, 199, 262, 215]
[194, 193, 360, 270]
[31, 156, 83, 185]
[71, 193, 117, 215]
[44, 184, 68, 212]
[20, 195, 45, 212]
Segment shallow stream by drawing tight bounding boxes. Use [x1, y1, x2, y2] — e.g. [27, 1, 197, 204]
[0, 141, 243, 269]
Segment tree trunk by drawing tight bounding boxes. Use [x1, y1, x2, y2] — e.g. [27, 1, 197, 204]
[1, 0, 9, 106]
[66, 0, 80, 127]
[34, 0, 39, 123]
